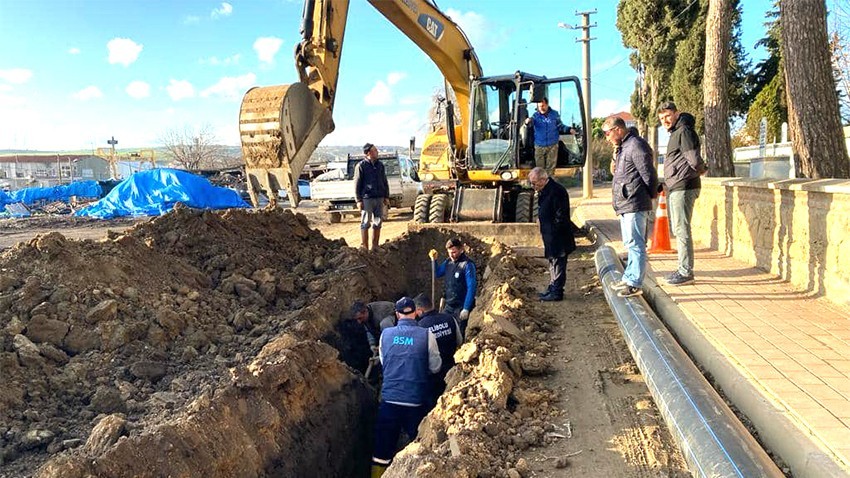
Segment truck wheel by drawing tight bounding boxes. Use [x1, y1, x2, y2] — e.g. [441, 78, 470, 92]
[429, 194, 449, 223]
[414, 194, 432, 223]
[532, 192, 539, 223]
[328, 212, 342, 224]
[516, 191, 533, 223]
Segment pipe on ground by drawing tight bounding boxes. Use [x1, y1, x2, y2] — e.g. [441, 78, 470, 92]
[595, 245, 784, 478]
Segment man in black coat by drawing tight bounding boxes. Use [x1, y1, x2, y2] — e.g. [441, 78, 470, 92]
[528, 167, 576, 301]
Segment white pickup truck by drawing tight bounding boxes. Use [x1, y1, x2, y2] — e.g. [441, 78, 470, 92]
[311, 153, 421, 223]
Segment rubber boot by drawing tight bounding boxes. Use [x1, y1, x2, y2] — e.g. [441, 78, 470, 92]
[371, 228, 381, 251]
[371, 464, 387, 478]
[360, 229, 369, 250]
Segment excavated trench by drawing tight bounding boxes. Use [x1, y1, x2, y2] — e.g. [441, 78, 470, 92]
[1, 208, 554, 478]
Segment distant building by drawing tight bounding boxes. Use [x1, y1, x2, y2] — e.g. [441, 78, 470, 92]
[0, 154, 111, 190]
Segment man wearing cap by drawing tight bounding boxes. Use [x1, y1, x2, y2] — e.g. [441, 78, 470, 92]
[371, 297, 441, 477]
[657, 101, 705, 286]
[414, 293, 461, 408]
[353, 143, 390, 250]
[428, 237, 477, 338]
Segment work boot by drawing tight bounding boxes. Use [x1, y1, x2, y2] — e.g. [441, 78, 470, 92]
[371, 228, 381, 251]
[360, 229, 369, 250]
[371, 464, 387, 478]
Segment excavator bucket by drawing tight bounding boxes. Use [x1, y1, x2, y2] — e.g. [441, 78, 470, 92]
[239, 82, 334, 207]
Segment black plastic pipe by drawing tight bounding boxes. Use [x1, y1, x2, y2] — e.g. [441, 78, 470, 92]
[595, 245, 784, 478]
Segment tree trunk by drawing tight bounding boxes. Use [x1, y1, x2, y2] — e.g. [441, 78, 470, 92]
[781, 0, 850, 178]
[703, 0, 734, 177]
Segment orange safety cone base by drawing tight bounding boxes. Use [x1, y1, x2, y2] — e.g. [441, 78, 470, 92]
[648, 191, 676, 254]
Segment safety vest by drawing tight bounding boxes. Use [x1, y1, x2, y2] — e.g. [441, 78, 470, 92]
[380, 319, 430, 405]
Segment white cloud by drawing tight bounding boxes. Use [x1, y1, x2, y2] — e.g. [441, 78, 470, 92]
[387, 72, 407, 86]
[125, 80, 151, 99]
[445, 8, 505, 51]
[107, 38, 143, 67]
[211, 2, 233, 18]
[200, 73, 256, 100]
[594, 99, 630, 118]
[73, 86, 103, 101]
[364, 81, 392, 106]
[253, 37, 283, 64]
[167, 79, 196, 101]
[68, 47, 81, 55]
[0, 68, 33, 84]
[364, 72, 409, 106]
[183, 15, 200, 25]
[0, 84, 12, 93]
[201, 54, 241, 66]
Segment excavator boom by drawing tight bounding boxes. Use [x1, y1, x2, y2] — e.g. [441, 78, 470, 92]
[239, 0, 482, 207]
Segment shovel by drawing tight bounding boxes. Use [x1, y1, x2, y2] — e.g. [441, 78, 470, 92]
[431, 259, 436, 308]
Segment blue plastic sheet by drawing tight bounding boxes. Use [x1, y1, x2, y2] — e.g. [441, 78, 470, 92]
[0, 181, 101, 207]
[75, 168, 250, 219]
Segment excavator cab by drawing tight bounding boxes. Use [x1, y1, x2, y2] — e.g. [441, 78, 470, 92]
[448, 72, 586, 222]
[467, 72, 586, 177]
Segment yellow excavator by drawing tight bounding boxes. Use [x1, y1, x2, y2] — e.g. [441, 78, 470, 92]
[238, 0, 587, 222]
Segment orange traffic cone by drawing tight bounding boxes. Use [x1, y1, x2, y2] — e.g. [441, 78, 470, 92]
[649, 190, 675, 254]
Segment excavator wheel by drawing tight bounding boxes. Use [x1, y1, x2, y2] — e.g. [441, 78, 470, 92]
[531, 192, 539, 223]
[516, 191, 533, 223]
[429, 194, 449, 223]
[414, 194, 432, 223]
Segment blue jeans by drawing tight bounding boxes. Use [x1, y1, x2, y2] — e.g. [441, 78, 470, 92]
[619, 210, 648, 287]
[668, 188, 700, 277]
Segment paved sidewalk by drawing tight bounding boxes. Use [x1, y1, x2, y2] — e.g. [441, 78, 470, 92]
[573, 187, 850, 478]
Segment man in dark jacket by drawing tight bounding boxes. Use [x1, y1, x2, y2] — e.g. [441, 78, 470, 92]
[603, 116, 658, 298]
[658, 102, 705, 286]
[528, 167, 577, 302]
[428, 237, 477, 337]
[353, 142, 391, 251]
[414, 293, 461, 408]
[372, 297, 441, 477]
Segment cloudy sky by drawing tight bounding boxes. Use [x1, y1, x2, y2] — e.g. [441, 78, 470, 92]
[0, 0, 773, 151]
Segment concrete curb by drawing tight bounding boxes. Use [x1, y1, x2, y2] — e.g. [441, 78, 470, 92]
[573, 206, 850, 478]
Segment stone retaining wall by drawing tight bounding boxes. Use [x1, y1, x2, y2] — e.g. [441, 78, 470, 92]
[690, 178, 850, 308]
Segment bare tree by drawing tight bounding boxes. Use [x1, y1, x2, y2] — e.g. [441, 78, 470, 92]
[159, 124, 224, 171]
[703, 0, 735, 176]
[781, 0, 850, 178]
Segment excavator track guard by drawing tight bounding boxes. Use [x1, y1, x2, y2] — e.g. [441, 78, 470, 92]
[239, 82, 334, 207]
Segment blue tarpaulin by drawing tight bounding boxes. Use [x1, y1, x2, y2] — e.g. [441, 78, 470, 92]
[75, 168, 250, 219]
[5, 181, 102, 206]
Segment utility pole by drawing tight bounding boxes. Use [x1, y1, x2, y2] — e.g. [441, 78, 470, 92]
[559, 11, 597, 198]
[107, 136, 119, 179]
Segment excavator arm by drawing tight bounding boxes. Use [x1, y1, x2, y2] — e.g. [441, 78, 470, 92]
[238, 0, 482, 207]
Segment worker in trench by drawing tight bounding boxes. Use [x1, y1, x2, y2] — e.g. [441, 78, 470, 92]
[371, 297, 441, 477]
[413, 293, 461, 410]
[428, 237, 477, 339]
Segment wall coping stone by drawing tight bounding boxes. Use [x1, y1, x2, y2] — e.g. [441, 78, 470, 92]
[702, 177, 850, 194]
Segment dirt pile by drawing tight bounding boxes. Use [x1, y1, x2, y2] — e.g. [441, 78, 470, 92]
[385, 248, 574, 477]
[0, 207, 373, 476]
[0, 207, 499, 477]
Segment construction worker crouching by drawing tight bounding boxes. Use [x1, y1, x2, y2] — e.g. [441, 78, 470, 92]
[371, 297, 441, 477]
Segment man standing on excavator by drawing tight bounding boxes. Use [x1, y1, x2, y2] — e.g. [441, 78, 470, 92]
[354, 143, 390, 250]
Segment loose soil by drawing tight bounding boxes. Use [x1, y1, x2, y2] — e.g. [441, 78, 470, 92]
[0, 205, 689, 478]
